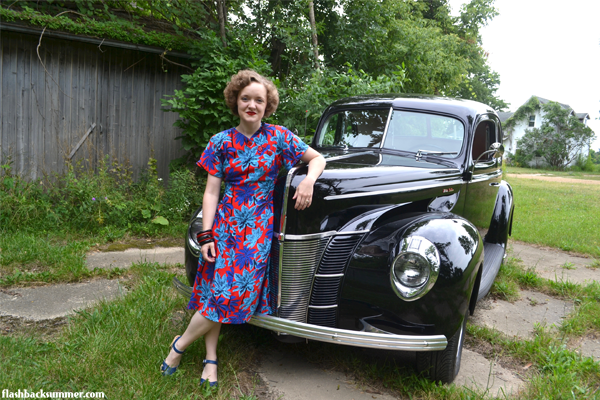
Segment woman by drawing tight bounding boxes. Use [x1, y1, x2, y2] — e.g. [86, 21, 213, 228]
[161, 70, 326, 387]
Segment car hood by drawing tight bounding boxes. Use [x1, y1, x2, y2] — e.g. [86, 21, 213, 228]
[279, 150, 466, 235]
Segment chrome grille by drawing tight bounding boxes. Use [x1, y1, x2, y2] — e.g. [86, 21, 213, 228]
[308, 234, 363, 327]
[273, 236, 330, 322]
[268, 240, 280, 313]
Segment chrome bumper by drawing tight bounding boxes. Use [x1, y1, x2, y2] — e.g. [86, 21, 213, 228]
[172, 277, 447, 351]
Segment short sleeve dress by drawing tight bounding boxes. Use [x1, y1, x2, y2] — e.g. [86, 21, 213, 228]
[188, 123, 309, 324]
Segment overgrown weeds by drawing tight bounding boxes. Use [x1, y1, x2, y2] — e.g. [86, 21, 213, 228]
[0, 155, 204, 236]
[0, 154, 203, 285]
[0, 154, 204, 234]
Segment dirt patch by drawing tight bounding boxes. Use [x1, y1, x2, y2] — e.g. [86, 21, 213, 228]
[0, 315, 68, 339]
[465, 335, 536, 381]
[95, 237, 184, 252]
[506, 173, 600, 185]
[86, 247, 184, 270]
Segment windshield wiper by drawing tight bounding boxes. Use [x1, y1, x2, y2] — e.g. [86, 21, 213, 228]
[415, 150, 458, 161]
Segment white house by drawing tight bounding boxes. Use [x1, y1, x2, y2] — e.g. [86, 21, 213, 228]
[500, 96, 591, 165]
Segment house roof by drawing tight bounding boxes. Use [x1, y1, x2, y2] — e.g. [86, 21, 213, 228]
[498, 112, 514, 123]
[534, 96, 572, 111]
[511, 96, 589, 121]
[576, 112, 590, 122]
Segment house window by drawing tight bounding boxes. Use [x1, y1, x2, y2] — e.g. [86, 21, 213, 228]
[528, 115, 535, 127]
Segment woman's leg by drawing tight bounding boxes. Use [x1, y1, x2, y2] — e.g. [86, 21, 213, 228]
[164, 312, 221, 368]
[201, 322, 222, 382]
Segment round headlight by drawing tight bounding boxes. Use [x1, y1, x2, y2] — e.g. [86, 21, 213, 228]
[393, 253, 430, 287]
[390, 236, 440, 301]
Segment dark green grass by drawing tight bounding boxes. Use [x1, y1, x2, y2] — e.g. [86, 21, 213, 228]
[0, 264, 264, 399]
[0, 226, 185, 287]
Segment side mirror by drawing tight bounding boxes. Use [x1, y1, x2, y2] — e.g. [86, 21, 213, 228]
[490, 142, 504, 157]
[474, 142, 503, 165]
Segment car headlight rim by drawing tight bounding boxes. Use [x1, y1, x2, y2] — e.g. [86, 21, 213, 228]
[187, 210, 204, 258]
[390, 235, 440, 301]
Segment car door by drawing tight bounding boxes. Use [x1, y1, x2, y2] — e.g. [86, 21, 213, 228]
[462, 116, 503, 238]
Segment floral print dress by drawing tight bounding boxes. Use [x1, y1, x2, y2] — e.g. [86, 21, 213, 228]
[188, 123, 308, 324]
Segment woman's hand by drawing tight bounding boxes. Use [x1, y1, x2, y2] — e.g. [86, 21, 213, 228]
[293, 148, 326, 210]
[201, 241, 217, 263]
[293, 176, 315, 210]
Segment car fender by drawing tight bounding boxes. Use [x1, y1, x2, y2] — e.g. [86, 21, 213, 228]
[484, 180, 514, 246]
[338, 212, 483, 338]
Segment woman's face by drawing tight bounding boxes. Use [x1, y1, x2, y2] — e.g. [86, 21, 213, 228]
[237, 82, 267, 125]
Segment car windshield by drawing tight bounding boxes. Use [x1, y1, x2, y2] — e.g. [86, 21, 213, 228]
[316, 109, 389, 148]
[317, 108, 465, 158]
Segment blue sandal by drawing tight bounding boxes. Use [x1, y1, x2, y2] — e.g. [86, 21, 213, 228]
[199, 359, 218, 387]
[161, 335, 185, 376]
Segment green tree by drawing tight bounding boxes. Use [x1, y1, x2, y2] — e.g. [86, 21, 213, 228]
[312, 0, 507, 109]
[517, 102, 596, 170]
[590, 149, 600, 165]
[161, 32, 271, 161]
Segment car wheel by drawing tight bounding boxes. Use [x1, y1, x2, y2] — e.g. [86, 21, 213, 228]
[416, 312, 467, 383]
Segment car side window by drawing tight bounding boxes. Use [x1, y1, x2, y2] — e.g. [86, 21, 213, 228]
[472, 120, 497, 162]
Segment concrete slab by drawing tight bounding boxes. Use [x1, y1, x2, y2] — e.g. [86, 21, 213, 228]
[570, 336, 600, 361]
[454, 348, 524, 397]
[259, 349, 398, 400]
[470, 290, 574, 338]
[509, 242, 599, 285]
[0, 279, 126, 320]
[86, 247, 184, 270]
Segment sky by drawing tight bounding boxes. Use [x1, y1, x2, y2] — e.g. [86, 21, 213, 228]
[448, 0, 600, 151]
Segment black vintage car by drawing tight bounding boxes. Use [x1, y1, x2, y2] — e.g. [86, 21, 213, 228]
[174, 94, 514, 383]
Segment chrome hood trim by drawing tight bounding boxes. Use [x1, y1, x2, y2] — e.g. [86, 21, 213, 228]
[324, 177, 464, 200]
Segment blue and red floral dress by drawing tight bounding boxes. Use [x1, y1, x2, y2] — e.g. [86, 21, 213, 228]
[188, 123, 308, 324]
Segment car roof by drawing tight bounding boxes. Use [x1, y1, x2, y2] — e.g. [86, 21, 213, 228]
[326, 94, 497, 118]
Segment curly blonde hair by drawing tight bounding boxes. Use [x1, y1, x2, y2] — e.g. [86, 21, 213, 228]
[224, 70, 279, 117]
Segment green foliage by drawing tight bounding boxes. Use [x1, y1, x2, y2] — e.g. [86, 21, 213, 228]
[0, 4, 193, 52]
[503, 96, 540, 134]
[314, 0, 507, 109]
[4, 0, 509, 166]
[591, 149, 600, 165]
[161, 32, 271, 160]
[278, 65, 408, 138]
[571, 152, 596, 172]
[0, 155, 203, 236]
[517, 101, 596, 170]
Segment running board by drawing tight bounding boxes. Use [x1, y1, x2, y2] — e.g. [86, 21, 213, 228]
[477, 242, 505, 301]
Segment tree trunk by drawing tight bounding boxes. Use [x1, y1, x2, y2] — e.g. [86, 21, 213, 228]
[308, 1, 319, 69]
[217, 0, 227, 47]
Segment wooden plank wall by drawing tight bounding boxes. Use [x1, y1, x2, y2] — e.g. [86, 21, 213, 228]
[0, 30, 189, 180]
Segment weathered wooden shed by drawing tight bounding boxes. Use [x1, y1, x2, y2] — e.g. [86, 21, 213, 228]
[0, 22, 193, 180]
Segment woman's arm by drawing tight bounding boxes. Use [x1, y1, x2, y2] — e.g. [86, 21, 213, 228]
[293, 147, 326, 210]
[201, 174, 222, 262]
